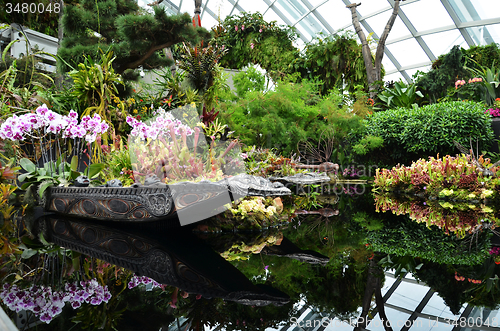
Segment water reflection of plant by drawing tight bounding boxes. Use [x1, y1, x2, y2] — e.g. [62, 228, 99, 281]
[375, 193, 499, 237]
[413, 259, 500, 314]
[367, 210, 490, 265]
[1, 280, 111, 323]
[232, 253, 364, 321]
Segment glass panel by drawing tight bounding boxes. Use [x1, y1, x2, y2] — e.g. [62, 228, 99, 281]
[365, 11, 411, 41]
[381, 56, 397, 73]
[406, 66, 432, 81]
[239, 0, 269, 14]
[308, 0, 327, 8]
[179, 0, 195, 16]
[315, 0, 352, 29]
[275, 0, 301, 25]
[402, 0, 454, 31]
[462, 308, 500, 331]
[380, 275, 398, 296]
[294, 25, 312, 42]
[367, 307, 411, 331]
[385, 72, 405, 83]
[449, 0, 500, 22]
[466, 23, 500, 45]
[414, 317, 457, 331]
[201, 14, 218, 30]
[213, 0, 237, 19]
[386, 281, 430, 311]
[263, 8, 284, 25]
[323, 318, 356, 330]
[421, 292, 465, 318]
[385, 38, 430, 68]
[355, 0, 391, 17]
[297, 15, 324, 39]
[422, 30, 466, 59]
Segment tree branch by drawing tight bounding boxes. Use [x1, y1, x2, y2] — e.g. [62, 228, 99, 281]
[117, 41, 177, 73]
[375, 0, 401, 76]
[347, 3, 375, 83]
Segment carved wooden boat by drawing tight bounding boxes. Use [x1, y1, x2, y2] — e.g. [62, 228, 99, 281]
[44, 174, 291, 224]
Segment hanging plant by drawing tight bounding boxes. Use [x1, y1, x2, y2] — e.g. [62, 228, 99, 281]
[213, 12, 299, 80]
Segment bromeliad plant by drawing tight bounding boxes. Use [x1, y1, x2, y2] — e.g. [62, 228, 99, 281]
[373, 154, 500, 201]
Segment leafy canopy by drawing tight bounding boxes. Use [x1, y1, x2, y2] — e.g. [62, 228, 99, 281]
[59, 0, 210, 75]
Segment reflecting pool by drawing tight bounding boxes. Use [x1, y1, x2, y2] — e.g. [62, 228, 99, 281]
[2, 181, 500, 331]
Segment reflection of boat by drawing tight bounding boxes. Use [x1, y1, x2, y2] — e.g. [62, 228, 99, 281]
[44, 174, 291, 224]
[39, 216, 290, 306]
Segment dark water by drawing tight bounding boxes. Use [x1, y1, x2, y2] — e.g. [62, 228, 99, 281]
[2, 186, 500, 331]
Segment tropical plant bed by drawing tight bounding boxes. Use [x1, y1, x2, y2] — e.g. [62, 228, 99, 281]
[373, 154, 500, 203]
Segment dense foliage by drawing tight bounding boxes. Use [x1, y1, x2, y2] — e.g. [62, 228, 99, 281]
[296, 32, 373, 94]
[59, 0, 210, 75]
[364, 101, 493, 164]
[214, 12, 298, 80]
[367, 214, 490, 265]
[0, 0, 60, 38]
[219, 76, 365, 156]
[417, 44, 500, 102]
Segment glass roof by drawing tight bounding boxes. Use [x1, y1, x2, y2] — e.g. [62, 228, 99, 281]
[139, 0, 500, 83]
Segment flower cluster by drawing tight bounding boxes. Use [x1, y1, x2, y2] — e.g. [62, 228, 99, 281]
[342, 165, 363, 178]
[489, 246, 500, 255]
[455, 80, 466, 89]
[486, 108, 500, 117]
[0, 105, 109, 142]
[0, 279, 111, 324]
[455, 77, 482, 89]
[343, 185, 364, 196]
[126, 107, 194, 141]
[127, 275, 162, 290]
[468, 77, 483, 84]
[455, 272, 482, 283]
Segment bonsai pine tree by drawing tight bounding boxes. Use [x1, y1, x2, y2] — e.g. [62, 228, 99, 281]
[58, 0, 211, 76]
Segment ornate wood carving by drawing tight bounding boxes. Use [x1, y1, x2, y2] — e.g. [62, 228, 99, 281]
[45, 175, 292, 223]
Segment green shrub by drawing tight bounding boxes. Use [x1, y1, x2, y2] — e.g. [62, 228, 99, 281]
[364, 101, 494, 163]
[218, 77, 364, 156]
[232, 67, 266, 98]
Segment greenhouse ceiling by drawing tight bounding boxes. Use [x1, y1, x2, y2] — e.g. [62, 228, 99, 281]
[138, 0, 500, 83]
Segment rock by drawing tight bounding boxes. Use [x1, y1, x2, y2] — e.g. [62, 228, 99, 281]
[269, 172, 331, 185]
